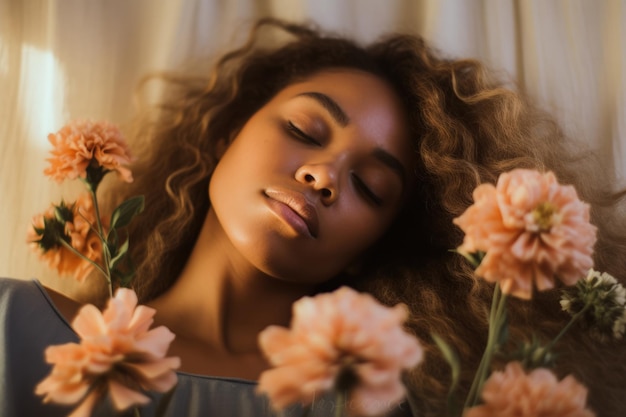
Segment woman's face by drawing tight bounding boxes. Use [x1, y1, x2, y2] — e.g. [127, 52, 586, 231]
[209, 69, 414, 284]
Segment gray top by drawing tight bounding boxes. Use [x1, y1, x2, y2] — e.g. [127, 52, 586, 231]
[0, 278, 415, 417]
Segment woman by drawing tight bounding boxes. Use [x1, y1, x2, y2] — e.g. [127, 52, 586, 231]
[2, 18, 625, 417]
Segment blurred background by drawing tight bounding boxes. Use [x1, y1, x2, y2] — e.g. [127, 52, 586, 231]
[1, 0, 624, 297]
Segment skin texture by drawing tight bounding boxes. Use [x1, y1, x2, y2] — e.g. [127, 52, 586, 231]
[210, 69, 414, 284]
[142, 69, 415, 379]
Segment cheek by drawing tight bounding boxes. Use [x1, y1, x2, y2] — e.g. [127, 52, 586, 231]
[209, 152, 240, 207]
[214, 124, 302, 181]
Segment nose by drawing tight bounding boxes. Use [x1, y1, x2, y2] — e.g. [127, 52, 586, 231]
[295, 163, 338, 205]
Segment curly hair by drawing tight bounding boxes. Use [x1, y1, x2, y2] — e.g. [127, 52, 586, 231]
[106, 18, 626, 417]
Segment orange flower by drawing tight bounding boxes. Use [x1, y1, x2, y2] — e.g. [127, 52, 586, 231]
[44, 120, 133, 184]
[35, 288, 180, 417]
[454, 169, 596, 299]
[258, 286, 423, 416]
[465, 361, 595, 417]
[28, 193, 104, 282]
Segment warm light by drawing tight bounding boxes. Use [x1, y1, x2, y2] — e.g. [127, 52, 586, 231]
[0, 38, 8, 77]
[17, 44, 66, 150]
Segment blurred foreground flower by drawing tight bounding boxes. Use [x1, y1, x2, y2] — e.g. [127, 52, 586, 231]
[27, 193, 104, 282]
[561, 269, 626, 340]
[44, 120, 134, 186]
[465, 361, 595, 417]
[258, 286, 423, 416]
[35, 288, 180, 417]
[454, 169, 596, 299]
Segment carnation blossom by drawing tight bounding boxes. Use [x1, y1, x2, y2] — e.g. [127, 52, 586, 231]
[454, 169, 596, 299]
[44, 120, 133, 184]
[560, 269, 626, 340]
[35, 288, 180, 417]
[465, 361, 595, 417]
[28, 193, 104, 282]
[257, 286, 423, 416]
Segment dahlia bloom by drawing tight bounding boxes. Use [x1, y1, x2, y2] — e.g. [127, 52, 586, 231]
[28, 193, 103, 282]
[257, 286, 423, 416]
[44, 120, 133, 184]
[454, 169, 596, 299]
[560, 269, 626, 340]
[35, 288, 180, 417]
[465, 362, 595, 417]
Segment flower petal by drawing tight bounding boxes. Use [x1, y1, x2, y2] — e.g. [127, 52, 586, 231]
[68, 390, 100, 417]
[454, 169, 597, 299]
[108, 380, 151, 411]
[257, 286, 423, 411]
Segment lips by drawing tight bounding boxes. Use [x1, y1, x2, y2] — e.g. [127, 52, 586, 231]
[264, 188, 319, 238]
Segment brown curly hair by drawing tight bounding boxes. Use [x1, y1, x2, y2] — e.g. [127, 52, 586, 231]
[106, 18, 626, 417]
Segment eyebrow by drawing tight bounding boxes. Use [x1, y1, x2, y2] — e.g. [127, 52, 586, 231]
[372, 148, 407, 186]
[296, 92, 350, 127]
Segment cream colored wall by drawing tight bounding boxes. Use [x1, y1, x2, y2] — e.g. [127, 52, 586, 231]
[1, 0, 624, 297]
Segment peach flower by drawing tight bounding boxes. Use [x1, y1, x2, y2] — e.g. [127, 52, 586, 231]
[454, 169, 596, 299]
[465, 361, 595, 417]
[257, 286, 423, 416]
[28, 193, 104, 282]
[35, 288, 180, 417]
[44, 120, 133, 184]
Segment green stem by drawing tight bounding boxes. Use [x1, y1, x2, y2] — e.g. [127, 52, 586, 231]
[335, 390, 346, 417]
[545, 302, 592, 351]
[90, 188, 113, 298]
[58, 239, 109, 280]
[76, 209, 108, 245]
[465, 284, 507, 409]
[133, 407, 141, 417]
[154, 385, 176, 417]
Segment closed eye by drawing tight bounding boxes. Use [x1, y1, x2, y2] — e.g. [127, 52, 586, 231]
[351, 172, 383, 206]
[286, 121, 321, 146]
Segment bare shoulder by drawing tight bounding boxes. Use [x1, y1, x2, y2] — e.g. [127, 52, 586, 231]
[43, 285, 83, 324]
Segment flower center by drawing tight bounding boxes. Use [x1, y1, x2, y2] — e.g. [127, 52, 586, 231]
[532, 202, 560, 232]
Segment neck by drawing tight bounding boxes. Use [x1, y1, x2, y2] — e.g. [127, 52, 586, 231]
[148, 209, 315, 354]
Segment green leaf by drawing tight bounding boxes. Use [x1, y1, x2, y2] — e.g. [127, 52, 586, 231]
[38, 216, 68, 251]
[110, 196, 145, 231]
[107, 228, 119, 249]
[433, 333, 461, 387]
[110, 238, 129, 270]
[115, 266, 136, 288]
[432, 333, 461, 416]
[111, 254, 137, 288]
[54, 201, 74, 223]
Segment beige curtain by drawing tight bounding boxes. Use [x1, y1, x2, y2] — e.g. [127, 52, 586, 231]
[1, 0, 624, 295]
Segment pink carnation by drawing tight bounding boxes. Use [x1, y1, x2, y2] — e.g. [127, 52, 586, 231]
[454, 169, 596, 299]
[35, 288, 180, 417]
[257, 286, 423, 416]
[27, 193, 104, 282]
[465, 361, 595, 417]
[44, 120, 133, 183]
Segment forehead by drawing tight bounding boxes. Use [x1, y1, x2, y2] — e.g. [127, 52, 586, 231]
[278, 69, 407, 126]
